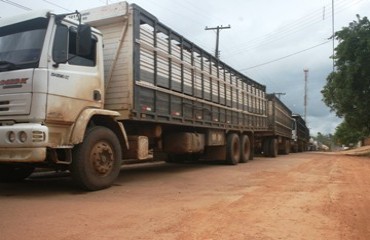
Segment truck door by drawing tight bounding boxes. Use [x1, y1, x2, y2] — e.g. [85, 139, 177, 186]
[46, 22, 102, 124]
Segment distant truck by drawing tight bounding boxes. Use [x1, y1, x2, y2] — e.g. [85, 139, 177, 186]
[291, 114, 310, 152]
[254, 94, 293, 157]
[0, 2, 273, 190]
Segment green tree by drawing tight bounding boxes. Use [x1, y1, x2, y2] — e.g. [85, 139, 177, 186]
[322, 15, 370, 136]
[333, 120, 362, 146]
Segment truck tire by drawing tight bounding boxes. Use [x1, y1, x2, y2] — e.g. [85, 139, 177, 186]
[298, 141, 303, 152]
[226, 133, 240, 165]
[240, 135, 250, 163]
[269, 138, 278, 158]
[0, 165, 34, 182]
[281, 139, 290, 155]
[292, 144, 298, 153]
[263, 139, 270, 157]
[264, 138, 278, 157]
[71, 126, 122, 191]
[286, 140, 291, 154]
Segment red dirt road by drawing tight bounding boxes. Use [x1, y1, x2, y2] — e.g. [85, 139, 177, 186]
[1, 152, 370, 240]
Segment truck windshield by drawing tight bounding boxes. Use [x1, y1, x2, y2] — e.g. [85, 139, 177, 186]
[0, 17, 48, 72]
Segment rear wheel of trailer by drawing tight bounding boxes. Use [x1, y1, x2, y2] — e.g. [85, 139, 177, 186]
[280, 138, 290, 155]
[226, 133, 240, 165]
[263, 138, 278, 158]
[240, 135, 251, 163]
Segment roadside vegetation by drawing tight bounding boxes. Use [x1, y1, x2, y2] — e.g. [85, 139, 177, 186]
[322, 15, 370, 146]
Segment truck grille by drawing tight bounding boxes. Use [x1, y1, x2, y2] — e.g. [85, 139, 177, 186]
[32, 131, 45, 142]
[0, 94, 32, 116]
[0, 101, 10, 111]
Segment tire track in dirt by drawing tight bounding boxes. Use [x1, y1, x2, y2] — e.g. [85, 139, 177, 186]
[155, 154, 370, 240]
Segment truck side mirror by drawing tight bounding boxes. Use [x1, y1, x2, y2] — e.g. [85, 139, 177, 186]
[77, 24, 92, 56]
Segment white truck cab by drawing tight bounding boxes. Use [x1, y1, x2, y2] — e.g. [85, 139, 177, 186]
[0, 9, 125, 190]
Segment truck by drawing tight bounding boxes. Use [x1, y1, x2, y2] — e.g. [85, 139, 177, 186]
[254, 94, 293, 157]
[0, 2, 270, 190]
[291, 114, 310, 152]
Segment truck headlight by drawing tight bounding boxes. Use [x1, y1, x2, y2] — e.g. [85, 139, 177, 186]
[7, 131, 16, 143]
[18, 131, 27, 143]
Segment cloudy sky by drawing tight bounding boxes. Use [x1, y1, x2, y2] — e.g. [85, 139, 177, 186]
[1, 0, 369, 135]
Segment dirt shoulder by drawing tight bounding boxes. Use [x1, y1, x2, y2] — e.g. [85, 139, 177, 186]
[1, 153, 370, 240]
[336, 146, 370, 156]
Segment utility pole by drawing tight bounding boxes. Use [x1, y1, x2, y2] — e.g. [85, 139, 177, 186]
[303, 68, 309, 122]
[205, 25, 231, 59]
[273, 92, 286, 99]
[332, 0, 335, 72]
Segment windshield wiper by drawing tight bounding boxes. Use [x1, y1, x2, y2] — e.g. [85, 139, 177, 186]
[0, 61, 20, 71]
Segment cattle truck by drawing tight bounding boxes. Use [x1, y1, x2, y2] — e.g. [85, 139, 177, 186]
[0, 2, 269, 190]
[254, 94, 293, 157]
[291, 114, 310, 152]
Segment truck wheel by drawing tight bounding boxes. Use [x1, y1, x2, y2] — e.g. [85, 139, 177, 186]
[285, 140, 291, 154]
[240, 135, 250, 163]
[263, 139, 270, 157]
[298, 141, 303, 152]
[269, 138, 278, 158]
[226, 133, 240, 165]
[281, 139, 290, 155]
[0, 165, 34, 182]
[292, 144, 298, 153]
[71, 126, 122, 191]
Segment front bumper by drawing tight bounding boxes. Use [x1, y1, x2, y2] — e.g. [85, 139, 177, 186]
[0, 123, 48, 163]
[0, 147, 46, 162]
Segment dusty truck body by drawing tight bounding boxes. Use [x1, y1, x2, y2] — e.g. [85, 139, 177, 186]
[254, 94, 293, 157]
[0, 2, 268, 190]
[291, 114, 310, 152]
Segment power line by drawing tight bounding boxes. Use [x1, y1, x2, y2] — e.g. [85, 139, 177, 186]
[223, 0, 362, 58]
[225, 0, 365, 70]
[42, 0, 71, 12]
[239, 41, 330, 71]
[181, 0, 222, 23]
[99, 0, 120, 5]
[223, 5, 328, 56]
[0, 0, 31, 11]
